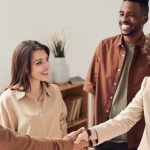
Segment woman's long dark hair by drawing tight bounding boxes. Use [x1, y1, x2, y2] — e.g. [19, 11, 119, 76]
[9, 40, 50, 92]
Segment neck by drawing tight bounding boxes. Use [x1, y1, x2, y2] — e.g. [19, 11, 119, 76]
[28, 80, 43, 101]
[123, 31, 143, 44]
[30, 80, 41, 93]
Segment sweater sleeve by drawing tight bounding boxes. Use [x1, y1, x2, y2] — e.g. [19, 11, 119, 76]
[93, 77, 146, 145]
[0, 93, 17, 132]
[83, 41, 102, 94]
[0, 125, 73, 150]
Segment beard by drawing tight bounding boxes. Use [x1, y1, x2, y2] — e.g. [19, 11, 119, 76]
[121, 27, 141, 36]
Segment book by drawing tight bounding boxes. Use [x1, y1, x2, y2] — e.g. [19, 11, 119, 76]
[69, 76, 85, 84]
[76, 97, 82, 119]
[64, 96, 77, 123]
[64, 96, 82, 123]
[72, 97, 82, 120]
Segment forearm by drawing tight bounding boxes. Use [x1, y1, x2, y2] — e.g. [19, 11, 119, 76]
[75, 90, 144, 146]
[0, 125, 73, 150]
[60, 120, 68, 137]
[94, 91, 144, 144]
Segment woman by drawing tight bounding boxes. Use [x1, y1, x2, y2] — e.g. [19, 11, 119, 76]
[0, 40, 67, 139]
[75, 76, 150, 150]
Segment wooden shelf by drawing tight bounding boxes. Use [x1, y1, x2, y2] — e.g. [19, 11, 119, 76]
[58, 83, 83, 91]
[58, 83, 88, 133]
[67, 118, 87, 129]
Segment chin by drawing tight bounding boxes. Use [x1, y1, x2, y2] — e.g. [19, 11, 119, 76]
[122, 33, 130, 36]
[121, 31, 134, 36]
[43, 79, 49, 82]
[40, 78, 49, 82]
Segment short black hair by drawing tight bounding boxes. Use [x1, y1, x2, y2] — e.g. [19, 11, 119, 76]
[123, 0, 149, 16]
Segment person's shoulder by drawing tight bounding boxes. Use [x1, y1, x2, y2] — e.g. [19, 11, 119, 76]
[101, 34, 121, 43]
[95, 34, 121, 52]
[48, 83, 59, 89]
[141, 77, 150, 90]
[145, 77, 150, 84]
[47, 83, 60, 93]
[46, 83, 63, 100]
[0, 88, 15, 103]
[1, 88, 14, 98]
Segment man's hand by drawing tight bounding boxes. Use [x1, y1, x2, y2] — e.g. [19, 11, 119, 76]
[63, 127, 89, 150]
[73, 140, 89, 150]
[74, 131, 89, 144]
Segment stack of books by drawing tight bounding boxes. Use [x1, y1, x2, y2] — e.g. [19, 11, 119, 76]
[64, 96, 82, 124]
[69, 76, 85, 84]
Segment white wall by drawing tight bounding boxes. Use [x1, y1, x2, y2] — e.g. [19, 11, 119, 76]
[0, 0, 150, 91]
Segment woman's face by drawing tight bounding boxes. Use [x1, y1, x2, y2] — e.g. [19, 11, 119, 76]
[30, 49, 49, 82]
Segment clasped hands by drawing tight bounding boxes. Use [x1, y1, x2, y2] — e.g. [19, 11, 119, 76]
[64, 127, 92, 150]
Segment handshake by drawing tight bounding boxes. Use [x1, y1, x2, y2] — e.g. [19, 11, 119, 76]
[64, 127, 97, 150]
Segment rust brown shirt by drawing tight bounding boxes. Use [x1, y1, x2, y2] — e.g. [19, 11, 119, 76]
[84, 33, 150, 148]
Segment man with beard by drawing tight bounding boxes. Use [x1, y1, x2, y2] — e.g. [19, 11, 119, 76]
[83, 0, 150, 150]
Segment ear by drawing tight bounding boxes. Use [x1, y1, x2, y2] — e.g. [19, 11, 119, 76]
[142, 16, 148, 24]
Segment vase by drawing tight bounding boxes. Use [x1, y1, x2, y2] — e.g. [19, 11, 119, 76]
[51, 57, 69, 84]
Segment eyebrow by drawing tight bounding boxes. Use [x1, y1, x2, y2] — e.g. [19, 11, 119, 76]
[32, 59, 43, 63]
[119, 10, 136, 15]
[119, 9, 135, 13]
[33, 56, 49, 63]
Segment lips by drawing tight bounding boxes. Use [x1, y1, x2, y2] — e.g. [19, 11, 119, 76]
[120, 22, 133, 32]
[122, 24, 130, 28]
[41, 72, 48, 75]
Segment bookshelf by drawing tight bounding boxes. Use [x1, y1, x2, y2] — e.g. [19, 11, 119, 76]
[58, 83, 88, 133]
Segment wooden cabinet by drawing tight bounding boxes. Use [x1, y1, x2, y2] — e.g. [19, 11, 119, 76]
[58, 83, 88, 133]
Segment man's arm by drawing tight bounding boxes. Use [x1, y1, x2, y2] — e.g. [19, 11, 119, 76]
[0, 125, 72, 150]
[0, 125, 88, 150]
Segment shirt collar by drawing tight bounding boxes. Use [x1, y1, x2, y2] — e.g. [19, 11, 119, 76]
[116, 33, 146, 50]
[15, 82, 51, 101]
[42, 82, 51, 97]
[15, 90, 26, 100]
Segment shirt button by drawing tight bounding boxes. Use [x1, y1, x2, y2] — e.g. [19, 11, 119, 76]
[114, 83, 117, 85]
[106, 110, 109, 113]
[122, 54, 125, 57]
[110, 96, 113, 99]
[118, 69, 121, 72]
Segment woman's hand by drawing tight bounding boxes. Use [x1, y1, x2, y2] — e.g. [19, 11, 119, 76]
[63, 127, 89, 150]
[74, 131, 89, 144]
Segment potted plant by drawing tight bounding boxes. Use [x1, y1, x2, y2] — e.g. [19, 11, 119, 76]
[49, 31, 69, 84]
[51, 32, 66, 57]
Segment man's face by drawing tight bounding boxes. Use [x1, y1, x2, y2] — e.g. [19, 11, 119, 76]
[119, 1, 146, 37]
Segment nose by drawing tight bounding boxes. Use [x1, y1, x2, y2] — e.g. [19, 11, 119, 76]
[44, 61, 50, 70]
[121, 14, 129, 22]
